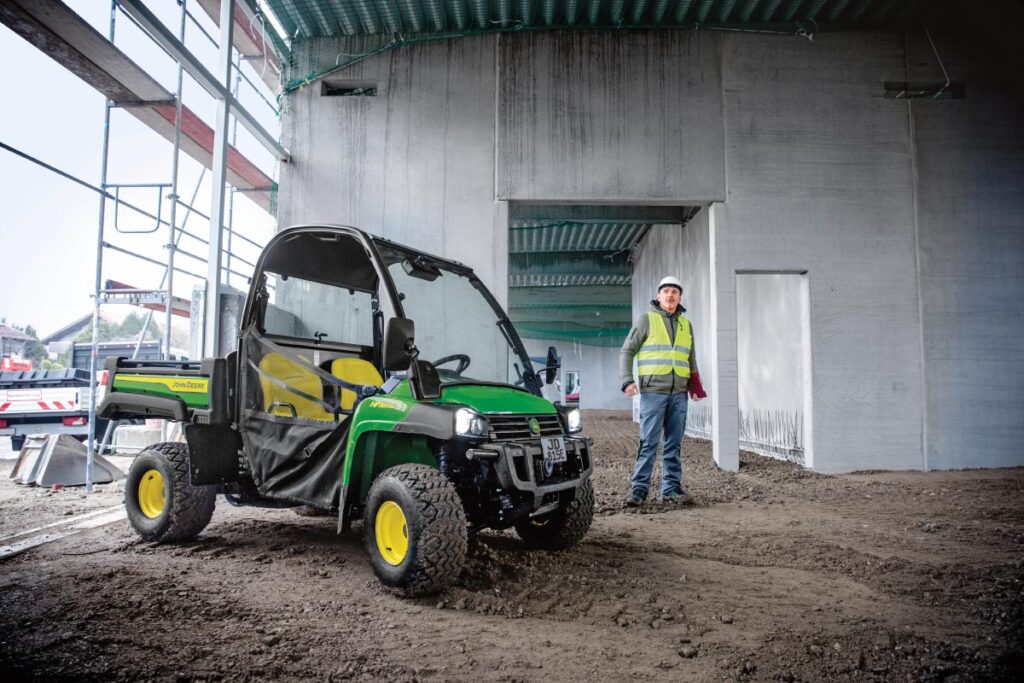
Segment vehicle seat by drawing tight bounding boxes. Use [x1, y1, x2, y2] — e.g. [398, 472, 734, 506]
[330, 358, 384, 411]
[258, 352, 333, 421]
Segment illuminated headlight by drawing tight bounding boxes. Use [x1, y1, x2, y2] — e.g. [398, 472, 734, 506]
[565, 407, 582, 433]
[454, 408, 488, 437]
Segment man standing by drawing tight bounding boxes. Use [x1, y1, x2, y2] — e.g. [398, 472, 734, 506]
[620, 276, 706, 506]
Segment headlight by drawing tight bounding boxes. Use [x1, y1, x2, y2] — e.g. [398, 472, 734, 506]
[565, 407, 582, 433]
[454, 408, 488, 437]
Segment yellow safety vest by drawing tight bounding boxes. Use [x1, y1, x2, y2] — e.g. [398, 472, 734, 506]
[637, 311, 692, 378]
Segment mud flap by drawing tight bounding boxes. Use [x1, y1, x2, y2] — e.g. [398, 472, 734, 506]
[185, 424, 243, 485]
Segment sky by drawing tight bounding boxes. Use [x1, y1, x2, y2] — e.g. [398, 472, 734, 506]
[0, 0, 279, 339]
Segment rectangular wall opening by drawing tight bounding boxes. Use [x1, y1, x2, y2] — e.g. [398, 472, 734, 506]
[735, 271, 813, 467]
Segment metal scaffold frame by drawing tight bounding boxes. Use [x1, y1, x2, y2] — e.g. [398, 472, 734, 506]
[11, 0, 288, 491]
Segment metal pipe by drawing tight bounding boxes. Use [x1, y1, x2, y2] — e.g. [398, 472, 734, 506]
[133, 168, 209, 360]
[0, 142, 170, 229]
[205, 0, 236, 356]
[226, 51, 242, 289]
[163, 0, 189, 366]
[924, 26, 951, 99]
[117, 0, 290, 162]
[87, 1, 118, 494]
[102, 242, 206, 280]
[106, 182, 171, 188]
[174, 199, 209, 221]
[183, 7, 280, 114]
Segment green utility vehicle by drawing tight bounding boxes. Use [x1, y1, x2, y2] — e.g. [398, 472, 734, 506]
[100, 225, 593, 595]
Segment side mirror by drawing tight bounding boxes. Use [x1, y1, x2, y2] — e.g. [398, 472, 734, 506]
[383, 318, 416, 371]
[544, 345, 560, 385]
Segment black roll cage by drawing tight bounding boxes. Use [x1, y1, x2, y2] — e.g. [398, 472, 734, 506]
[240, 225, 543, 397]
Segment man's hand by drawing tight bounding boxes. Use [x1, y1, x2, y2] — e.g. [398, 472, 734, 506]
[688, 372, 707, 400]
[624, 382, 638, 397]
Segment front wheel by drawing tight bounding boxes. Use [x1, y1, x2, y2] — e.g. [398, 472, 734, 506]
[364, 464, 468, 596]
[125, 442, 216, 543]
[515, 479, 595, 550]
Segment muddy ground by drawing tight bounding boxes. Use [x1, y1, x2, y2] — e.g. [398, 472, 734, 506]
[1, 411, 1022, 682]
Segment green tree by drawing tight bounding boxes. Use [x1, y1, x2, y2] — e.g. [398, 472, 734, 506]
[15, 324, 48, 367]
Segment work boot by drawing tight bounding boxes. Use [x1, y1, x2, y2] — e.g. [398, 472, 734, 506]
[661, 489, 694, 505]
[625, 489, 647, 507]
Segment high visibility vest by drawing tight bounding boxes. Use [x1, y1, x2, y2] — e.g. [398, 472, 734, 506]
[637, 311, 692, 378]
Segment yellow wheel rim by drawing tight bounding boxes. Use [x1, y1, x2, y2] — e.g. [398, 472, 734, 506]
[138, 469, 166, 519]
[375, 500, 409, 566]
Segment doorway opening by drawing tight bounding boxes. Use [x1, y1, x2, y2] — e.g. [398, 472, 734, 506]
[506, 203, 698, 410]
[735, 271, 813, 467]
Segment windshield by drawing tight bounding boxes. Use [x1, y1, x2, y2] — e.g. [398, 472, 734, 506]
[376, 242, 533, 388]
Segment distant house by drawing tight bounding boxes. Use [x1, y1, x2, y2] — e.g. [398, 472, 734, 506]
[41, 312, 119, 354]
[0, 324, 33, 357]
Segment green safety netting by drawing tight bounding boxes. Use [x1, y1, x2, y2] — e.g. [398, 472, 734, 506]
[516, 324, 630, 347]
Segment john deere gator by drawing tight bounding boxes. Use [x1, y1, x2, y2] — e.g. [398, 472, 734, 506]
[100, 225, 594, 595]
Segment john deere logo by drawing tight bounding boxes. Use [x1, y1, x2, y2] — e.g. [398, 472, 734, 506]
[528, 418, 541, 435]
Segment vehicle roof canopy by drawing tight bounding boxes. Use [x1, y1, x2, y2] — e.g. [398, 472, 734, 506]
[261, 229, 378, 293]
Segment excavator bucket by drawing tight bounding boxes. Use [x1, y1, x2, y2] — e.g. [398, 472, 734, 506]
[9, 434, 48, 484]
[11, 434, 124, 487]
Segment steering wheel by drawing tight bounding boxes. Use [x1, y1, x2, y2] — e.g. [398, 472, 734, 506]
[432, 353, 471, 377]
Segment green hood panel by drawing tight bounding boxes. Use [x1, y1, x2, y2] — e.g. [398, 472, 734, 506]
[389, 380, 555, 415]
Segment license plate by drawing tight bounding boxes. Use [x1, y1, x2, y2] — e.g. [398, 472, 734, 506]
[541, 435, 567, 465]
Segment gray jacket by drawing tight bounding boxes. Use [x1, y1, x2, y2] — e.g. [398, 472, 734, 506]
[619, 301, 699, 395]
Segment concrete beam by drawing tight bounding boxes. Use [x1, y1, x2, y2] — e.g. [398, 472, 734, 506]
[0, 0, 275, 211]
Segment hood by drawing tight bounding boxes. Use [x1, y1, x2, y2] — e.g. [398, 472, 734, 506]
[435, 384, 557, 415]
[387, 380, 556, 414]
[648, 299, 686, 315]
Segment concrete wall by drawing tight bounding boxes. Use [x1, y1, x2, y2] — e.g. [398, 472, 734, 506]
[908, 31, 1024, 469]
[498, 30, 725, 202]
[718, 32, 926, 473]
[277, 36, 508, 300]
[278, 28, 1024, 472]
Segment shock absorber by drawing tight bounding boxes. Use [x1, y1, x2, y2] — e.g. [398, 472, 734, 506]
[438, 444, 450, 479]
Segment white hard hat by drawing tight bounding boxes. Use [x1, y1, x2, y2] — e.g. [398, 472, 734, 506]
[658, 276, 683, 293]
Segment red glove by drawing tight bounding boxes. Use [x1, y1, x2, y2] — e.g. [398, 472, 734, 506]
[688, 372, 706, 400]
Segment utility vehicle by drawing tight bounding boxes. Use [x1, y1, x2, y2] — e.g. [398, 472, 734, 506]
[100, 225, 593, 595]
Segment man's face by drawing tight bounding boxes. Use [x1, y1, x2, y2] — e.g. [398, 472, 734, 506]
[657, 286, 681, 312]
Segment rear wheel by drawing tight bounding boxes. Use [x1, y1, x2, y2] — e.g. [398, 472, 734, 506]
[515, 479, 594, 550]
[364, 464, 467, 596]
[125, 442, 216, 543]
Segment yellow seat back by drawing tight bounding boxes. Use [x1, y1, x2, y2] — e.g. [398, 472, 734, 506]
[258, 352, 333, 421]
[330, 358, 384, 411]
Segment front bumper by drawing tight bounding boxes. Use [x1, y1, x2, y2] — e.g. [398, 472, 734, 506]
[467, 436, 593, 515]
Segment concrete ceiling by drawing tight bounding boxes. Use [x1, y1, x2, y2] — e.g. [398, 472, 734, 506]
[261, 0, 939, 40]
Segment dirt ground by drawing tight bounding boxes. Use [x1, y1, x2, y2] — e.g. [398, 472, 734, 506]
[1, 411, 1022, 682]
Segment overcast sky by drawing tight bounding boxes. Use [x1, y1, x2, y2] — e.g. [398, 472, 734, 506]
[0, 0, 278, 339]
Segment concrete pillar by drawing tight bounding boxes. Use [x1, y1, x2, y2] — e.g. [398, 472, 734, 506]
[709, 203, 739, 471]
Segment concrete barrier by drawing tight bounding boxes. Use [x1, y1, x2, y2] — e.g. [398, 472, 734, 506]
[111, 425, 163, 454]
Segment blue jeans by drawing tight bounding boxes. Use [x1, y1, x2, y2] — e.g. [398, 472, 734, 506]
[631, 391, 688, 497]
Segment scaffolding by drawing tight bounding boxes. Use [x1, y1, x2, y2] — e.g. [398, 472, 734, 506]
[0, 0, 286, 490]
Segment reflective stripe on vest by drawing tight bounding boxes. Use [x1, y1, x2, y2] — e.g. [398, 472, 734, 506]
[637, 311, 692, 378]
